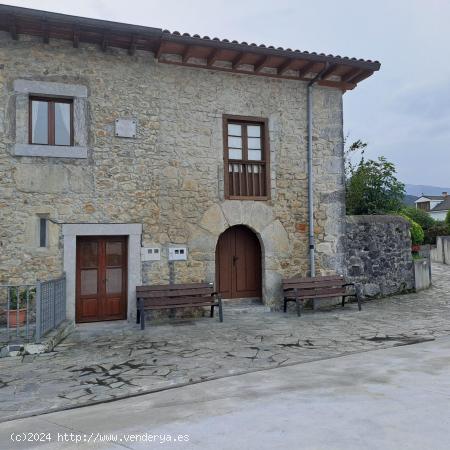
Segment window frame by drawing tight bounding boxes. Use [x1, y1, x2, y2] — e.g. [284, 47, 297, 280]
[417, 202, 430, 212]
[38, 217, 48, 248]
[29, 96, 74, 147]
[223, 115, 271, 201]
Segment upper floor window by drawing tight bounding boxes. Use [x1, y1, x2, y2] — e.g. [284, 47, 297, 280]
[417, 202, 430, 212]
[223, 115, 270, 200]
[29, 97, 73, 146]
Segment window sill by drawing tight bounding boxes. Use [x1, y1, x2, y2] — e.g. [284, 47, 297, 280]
[14, 144, 87, 159]
[227, 196, 270, 201]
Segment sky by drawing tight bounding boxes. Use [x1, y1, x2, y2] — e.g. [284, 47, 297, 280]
[4, 0, 450, 187]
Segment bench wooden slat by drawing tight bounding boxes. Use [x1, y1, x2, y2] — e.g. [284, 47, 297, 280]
[138, 288, 214, 298]
[142, 296, 216, 307]
[137, 283, 212, 292]
[285, 287, 346, 299]
[142, 302, 218, 310]
[282, 275, 347, 285]
[283, 275, 344, 283]
[136, 282, 224, 329]
[283, 280, 346, 290]
[282, 274, 361, 317]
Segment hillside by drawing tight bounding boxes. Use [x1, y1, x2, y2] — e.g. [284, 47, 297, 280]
[405, 184, 450, 197]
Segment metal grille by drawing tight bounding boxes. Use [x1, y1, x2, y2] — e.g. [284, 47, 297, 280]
[0, 284, 36, 344]
[35, 274, 66, 342]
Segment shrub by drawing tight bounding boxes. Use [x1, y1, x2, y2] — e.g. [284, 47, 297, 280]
[409, 220, 425, 245]
[400, 215, 424, 245]
[7, 287, 35, 309]
[446, 210, 450, 226]
[401, 206, 435, 230]
[424, 221, 450, 245]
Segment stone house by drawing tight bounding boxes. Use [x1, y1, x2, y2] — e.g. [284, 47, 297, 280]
[0, 5, 380, 323]
[415, 193, 450, 221]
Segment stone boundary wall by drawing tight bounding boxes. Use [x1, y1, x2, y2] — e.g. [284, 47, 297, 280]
[345, 215, 414, 298]
[431, 236, 450, 264]
[413, 258, 431, 291]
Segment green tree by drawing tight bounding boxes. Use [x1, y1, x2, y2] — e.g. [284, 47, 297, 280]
[345, 140, 405, 215]
[401, 206, 435, 230]
[446, 210, 450, 226]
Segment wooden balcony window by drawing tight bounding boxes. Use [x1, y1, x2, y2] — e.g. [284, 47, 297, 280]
[223, 115, 270, 200]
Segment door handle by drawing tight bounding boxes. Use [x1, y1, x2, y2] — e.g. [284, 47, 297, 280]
[233, 255, 238, 265]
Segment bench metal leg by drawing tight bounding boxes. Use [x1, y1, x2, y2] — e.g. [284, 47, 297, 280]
[356, 292, 362, 311]
[283, 298, 288, 313]
[210, 305, 214, 318]
[294, 288, 302, 317]
[139, 297, 145, 330]
[136, 306, 140, 324]
[218, 297, 223, 322]
[341, 295, 346, 307]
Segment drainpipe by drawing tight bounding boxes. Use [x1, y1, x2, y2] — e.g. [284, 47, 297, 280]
[307, 63, 329, 277]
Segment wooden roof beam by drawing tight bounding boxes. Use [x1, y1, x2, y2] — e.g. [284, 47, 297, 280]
[318, 79, 356, 91]
[41, 19, 49, 44]
[254, 55, 270, 72]
[349, 70, 372, 84]
[207, 48, 220, 66]
[101, 30, 108, 52]
[232, 52, 246, 69]
[155, 39, 165, 59]
[298, 61, 316, 78]
[182, 45, 195, 63]
[128, 35, 137, 55]
[320, 64, 339, 80]
[342, 67, 363, 83]
[277, 58, 294, 75]
[72, 24, 79, 48]
[9, 15, 18, 40]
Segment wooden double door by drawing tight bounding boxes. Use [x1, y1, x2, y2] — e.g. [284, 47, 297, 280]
[216, 225, 262, 299]
[76, 236, 128, 323]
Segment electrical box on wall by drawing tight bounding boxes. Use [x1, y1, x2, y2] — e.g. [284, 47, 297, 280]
[168, 246, 188, 261]
[141, 247, 161, 261]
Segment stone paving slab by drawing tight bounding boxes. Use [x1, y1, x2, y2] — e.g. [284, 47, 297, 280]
[0, 263, 449, 422]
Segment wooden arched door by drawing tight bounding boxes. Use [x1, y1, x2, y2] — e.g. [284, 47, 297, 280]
[216, 225, 262, 299]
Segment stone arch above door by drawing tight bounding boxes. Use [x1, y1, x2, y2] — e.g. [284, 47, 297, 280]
[189, 201, 291, 307]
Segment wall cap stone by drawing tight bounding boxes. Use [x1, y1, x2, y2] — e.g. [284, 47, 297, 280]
[14, 144, 88, 159]
[346, 215, 410, 226]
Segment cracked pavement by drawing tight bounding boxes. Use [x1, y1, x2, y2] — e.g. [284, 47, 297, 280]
[0, 263, 449, 422]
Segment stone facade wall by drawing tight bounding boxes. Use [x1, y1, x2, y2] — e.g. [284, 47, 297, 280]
[345, 215, 414, 298]
[0, 32, 346, 312]
[432, 236, 450, 264]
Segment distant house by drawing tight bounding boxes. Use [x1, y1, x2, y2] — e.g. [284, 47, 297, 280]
[415, 192, 450, 221]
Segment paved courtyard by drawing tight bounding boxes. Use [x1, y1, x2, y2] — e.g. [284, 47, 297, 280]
[0, 263, 449, 422]
[2, 336, 449, 450]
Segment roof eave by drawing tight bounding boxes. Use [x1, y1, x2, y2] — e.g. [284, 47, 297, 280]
[0, 4, 381, 90]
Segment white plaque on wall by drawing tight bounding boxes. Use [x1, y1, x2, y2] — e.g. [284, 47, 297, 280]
[115, 118, 137, 138]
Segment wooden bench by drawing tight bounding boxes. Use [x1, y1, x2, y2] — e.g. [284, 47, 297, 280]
[282, 275, 361, 316]
[136, 283, 223, 329]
